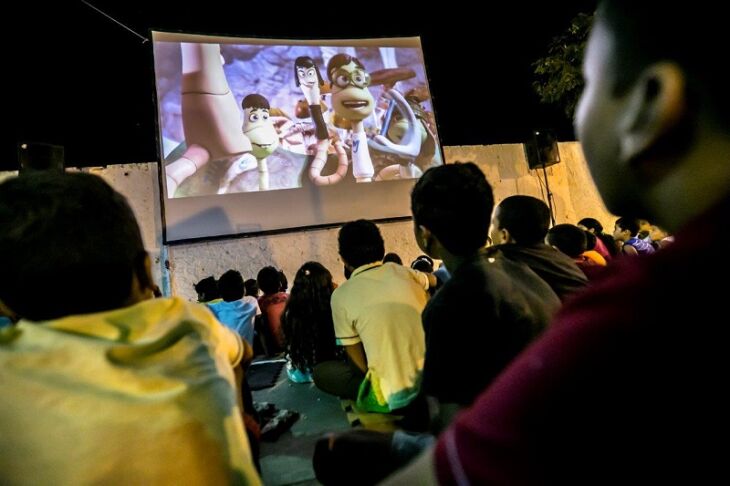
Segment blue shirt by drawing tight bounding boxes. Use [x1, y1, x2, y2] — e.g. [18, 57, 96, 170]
[207, 299, 257, 346]
[626, 236, 656, 255]
[434, 265, 451, 285]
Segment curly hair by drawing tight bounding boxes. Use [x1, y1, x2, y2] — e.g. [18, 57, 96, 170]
[281, 262, 341, 371]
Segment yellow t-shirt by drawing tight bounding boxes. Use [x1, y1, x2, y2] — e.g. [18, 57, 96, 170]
[332, 262, 429, 410]
[0, 297, 260, 485]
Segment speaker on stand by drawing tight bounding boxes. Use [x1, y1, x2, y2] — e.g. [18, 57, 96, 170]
[524, 129, 560, 225]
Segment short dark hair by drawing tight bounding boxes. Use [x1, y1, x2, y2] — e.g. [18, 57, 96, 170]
[338, 220, 385, 269]
[0, 172, 148, 321]
[411, 162, 494, 256]
[242, 93, 270, 111]
[218, 270, 244, 302]
[383, 252, 403, 265]
[411, 255, 434, 273]
[326, 53, 365, 83]
[495, 195, 550, 246]
[294, 56, 325, 87]
[194, 276, 219, 302]
[547, 224, 587, 258]
[578, 217, 604, 234]
[244, 278, 259, 297]
[257, 266, 282, 295]
[598, 0, 729, 129]
[615, 217, 640, 236]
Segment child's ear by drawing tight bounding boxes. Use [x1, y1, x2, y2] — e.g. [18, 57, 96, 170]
[417, 225, 433, 251]
[498, 227, 511, 244]
[131, 253, 155, 302]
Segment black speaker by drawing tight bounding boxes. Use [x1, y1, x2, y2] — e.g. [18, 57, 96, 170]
[525, 130, 560, 170]
[18, 142, 65, 174]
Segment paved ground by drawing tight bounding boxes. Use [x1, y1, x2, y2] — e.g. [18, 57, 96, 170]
[253, 370, 351, 485]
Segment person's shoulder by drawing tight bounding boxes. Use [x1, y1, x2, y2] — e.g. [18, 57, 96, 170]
[453, 253, 558, 310]
[426, 258, 494, 309]
[206, 298, 227, 309]
[457, 251, 513, 286]
[331, 279, 352, 302]
[554, 258, 651, 331]
[500, 256, 562, 296]
[164, 298, 244, 364]
[162, 297, 223, 325]
[393, 263, 430, 286]
[273, 292, 289, 304]
[242, 295, 258, 306]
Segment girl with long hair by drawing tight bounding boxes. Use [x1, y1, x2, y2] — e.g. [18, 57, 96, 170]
[281, 262, 342, 383]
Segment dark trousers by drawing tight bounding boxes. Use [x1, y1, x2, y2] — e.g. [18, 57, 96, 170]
[312, 359, 365, 400]
[312, 430, 436, 485]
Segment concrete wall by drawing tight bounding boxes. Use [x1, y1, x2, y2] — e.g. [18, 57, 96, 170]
[443, 143, 614, 227]
[166, 219, 421, 301]
[82, 165, 169, 292]
[1, 143, 614, 302]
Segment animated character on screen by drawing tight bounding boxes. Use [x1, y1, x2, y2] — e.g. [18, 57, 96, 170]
[295, 56, 328, 141]
[327, 53, 376, 182]
[372, 89, 442, 180]
[294, 56, 350, 185]
[240, 94, 280, 191]
[165, 43, 257, 196]
[369, 90, 427, 180]
[326, 54, 427, 183]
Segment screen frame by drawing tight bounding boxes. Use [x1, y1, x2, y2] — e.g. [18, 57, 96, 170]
[150, 30, 443, 244]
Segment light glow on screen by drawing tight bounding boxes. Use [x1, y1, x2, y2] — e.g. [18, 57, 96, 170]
[152, 32, 442, 242]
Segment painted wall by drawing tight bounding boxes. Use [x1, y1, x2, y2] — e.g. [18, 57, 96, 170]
[444, 143, 614, 227]
[1, 142, 614, 301]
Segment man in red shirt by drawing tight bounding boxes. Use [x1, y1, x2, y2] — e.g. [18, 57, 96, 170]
[384, 0, 730, 483]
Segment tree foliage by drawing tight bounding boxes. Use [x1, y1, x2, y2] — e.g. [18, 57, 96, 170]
[533, 13, 593, 119]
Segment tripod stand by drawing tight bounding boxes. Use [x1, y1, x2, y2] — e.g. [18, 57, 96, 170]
[527, 129, 560, 225]
[539, 160, 556, 226]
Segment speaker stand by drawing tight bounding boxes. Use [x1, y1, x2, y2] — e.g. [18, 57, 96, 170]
[541, 161, 556, 226]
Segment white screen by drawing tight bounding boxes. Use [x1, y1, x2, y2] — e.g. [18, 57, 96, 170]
[152, 32, 443, 242]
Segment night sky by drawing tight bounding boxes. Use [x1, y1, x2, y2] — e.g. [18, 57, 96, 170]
[7, 1, 596, 170]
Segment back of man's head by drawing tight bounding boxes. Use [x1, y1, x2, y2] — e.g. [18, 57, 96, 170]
[257, 266, 282, 295]
[383, 252, 403, 265]
[578, 218, 604, 234]
[0, 173, 148, 321]
[547, 224, 588, 258]
[598, 0, 728, 130]
[495, 195, 550, 246]
[411, 255, 434, 273]
[194, 276, 219, 302]
[244, 278, 259, 297]
[411, 162, 494, 256]
[338, 220, 385, 269]
[218, 270, 244, 302]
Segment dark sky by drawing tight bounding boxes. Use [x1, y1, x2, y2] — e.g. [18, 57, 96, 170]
[7, 1, 596, 171]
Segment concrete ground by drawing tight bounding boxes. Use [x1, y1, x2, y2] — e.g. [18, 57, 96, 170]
[253, 370, 351, 485]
